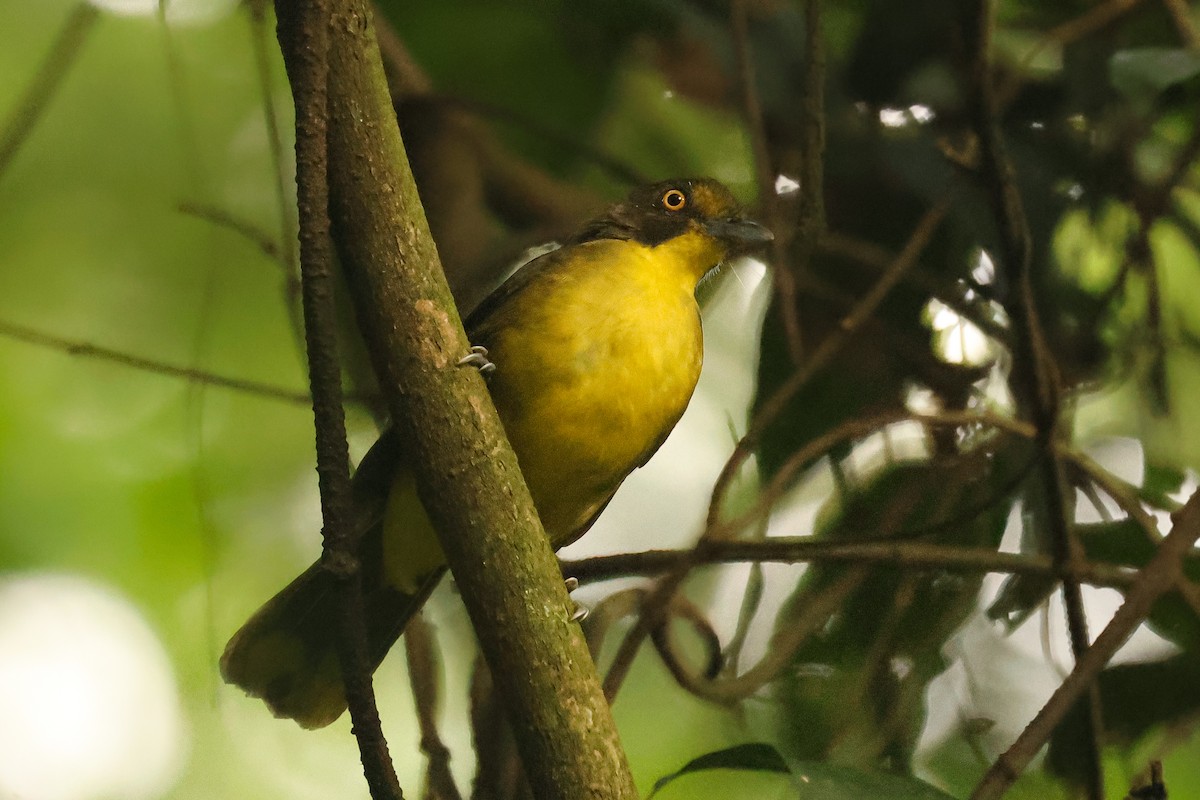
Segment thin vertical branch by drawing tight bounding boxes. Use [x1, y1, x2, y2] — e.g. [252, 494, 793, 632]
[247, 0, 302, 320]
[782, 0, 828, 364]
[730, 0, 804, 363]
[274, 2, 403, 798]
[0, 2, 98, 182]
[730, 0, 775, 217]
[248, 1, 309, 380]
[797, 0, 827, 246]
[963, 3, 1103, 797]
[1126, 760, 1166, 799]
[404, 615, 463, 800]
[970, 491, 1200, 800]
[468, 658, 526, 800]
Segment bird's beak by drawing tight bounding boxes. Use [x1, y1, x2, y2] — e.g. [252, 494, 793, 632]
[703, 217, 774, 248]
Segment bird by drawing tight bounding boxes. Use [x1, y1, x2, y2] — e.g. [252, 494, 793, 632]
[220, 177, 772, 728]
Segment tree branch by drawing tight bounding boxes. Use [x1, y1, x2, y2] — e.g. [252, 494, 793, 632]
[652, 567, 866, 704]
[560, 538, 1139, 590]
[0, 317, 312, 406]
[970, 490, 1200, 800]
[274, 1, 403, 798]
[246, 0, 303, 333]
[404, 615, 463, 800]
[963, 3, 1104, 796]
[0, 2, 98, 183]
[315, 2, 637, 797]
[708, 197, 949, 530]
[730, 0, 803, 363]
[1161, 0, 1200, 47]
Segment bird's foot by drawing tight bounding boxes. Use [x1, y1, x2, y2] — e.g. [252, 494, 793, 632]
[456, 345, 495, 377]
[564, 576, 589, 622]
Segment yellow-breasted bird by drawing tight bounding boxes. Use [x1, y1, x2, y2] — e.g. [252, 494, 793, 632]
[221, 177, 772, 728]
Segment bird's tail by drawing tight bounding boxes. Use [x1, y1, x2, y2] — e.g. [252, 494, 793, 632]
[220, 546, 444, 729]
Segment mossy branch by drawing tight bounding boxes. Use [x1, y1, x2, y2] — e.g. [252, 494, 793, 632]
[297, 2, 638, 798]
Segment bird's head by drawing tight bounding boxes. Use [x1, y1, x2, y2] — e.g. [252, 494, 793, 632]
[574, 178, 773, 283]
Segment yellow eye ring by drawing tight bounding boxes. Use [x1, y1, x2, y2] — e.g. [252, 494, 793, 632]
[661, 189, 687, 211]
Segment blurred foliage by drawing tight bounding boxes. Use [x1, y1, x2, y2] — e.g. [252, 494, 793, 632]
[649, 742, 957, 799]
[3, 0, 1200, 799]
[772, 454, 1015, 769]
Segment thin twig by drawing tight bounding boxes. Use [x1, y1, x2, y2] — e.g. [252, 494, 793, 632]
[723, 521, 768, 676]
[589, 588, 664, 708]
[561, 538, 1138, 590]
[246, 3, 302, 308]
[1047, 0, 1143, 44]
[1000, 0, 1145, 110]
[730, 0, 803, 363]
[647, 595, 724, 687]
[796, 0, 827, 249]
[650, 568, 867, 704]
[817, 231, 1009, 343]
[707, 197, 951, 530]
[710, 408, 1029, 541]
[0, 318, 312, 405]
[275, 1, 403, 797]
[1067, 451, 1200, 618]
[467, 657, 526, 800]
[179, 202, 284, 263]
[1161, 0, 1200, 47]
[970, 490, 1200, 800]
[964, 3, 1104, 795]
[594, 298, 1196, 715]
[405, 615, 463, 800]
[0, 3, 98, 182]
[731, 0, 776, 221]
[601, 606, 655, 702]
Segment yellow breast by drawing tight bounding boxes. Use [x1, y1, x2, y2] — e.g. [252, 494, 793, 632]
[482, 235, 712, 542]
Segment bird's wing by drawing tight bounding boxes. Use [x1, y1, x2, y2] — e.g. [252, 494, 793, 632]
[463, 245, 569, 339]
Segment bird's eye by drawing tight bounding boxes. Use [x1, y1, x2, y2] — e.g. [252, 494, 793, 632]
[661, 189, 687, 211]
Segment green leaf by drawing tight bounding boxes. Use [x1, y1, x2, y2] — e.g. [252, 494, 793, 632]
[787, 761, 958, 800]
[1142, 462, 1186, 508]
[648, 743, 790, 798]
[1110, 48, 1200, 101]
[991, 517, 1200, 649]
[1047, 653, 1200, 790]
[649, 745, 959, 800]
[1079, 520, 1200, 650]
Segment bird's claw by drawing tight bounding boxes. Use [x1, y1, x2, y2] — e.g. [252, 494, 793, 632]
[564, 576, 588, 622]
[457, 345, 496, 377]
